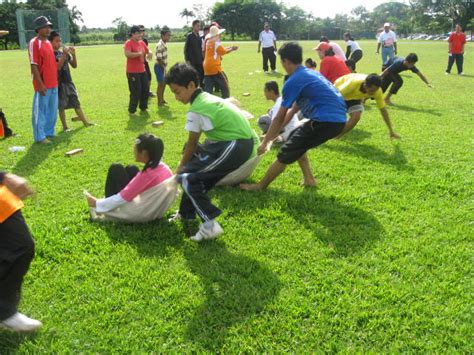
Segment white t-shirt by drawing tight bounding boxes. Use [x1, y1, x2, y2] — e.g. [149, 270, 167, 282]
[378, 31, 397, 47]
[270, 97, 299, 140]
[259, 30, 277, 48]
[346, 40, 361, 53]
[185, 112, 214, 133]
[329, 42, 346, 61]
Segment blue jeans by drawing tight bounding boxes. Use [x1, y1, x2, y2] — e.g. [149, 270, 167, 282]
[32, 87, 58, 142]
[381, 47, 395, 66]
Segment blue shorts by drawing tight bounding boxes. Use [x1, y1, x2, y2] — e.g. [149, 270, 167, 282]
[154, 64, 165, 83]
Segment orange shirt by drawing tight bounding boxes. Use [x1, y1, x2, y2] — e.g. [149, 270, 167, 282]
[0, 185, 24, 223]
[203, 39, 229, 76]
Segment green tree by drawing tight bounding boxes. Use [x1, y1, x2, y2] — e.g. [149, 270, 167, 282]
[112, 17, 129, 42]
[180, 8, 195, 25]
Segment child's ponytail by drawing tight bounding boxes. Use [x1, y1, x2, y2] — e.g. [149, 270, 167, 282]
[135, 133, 164, 171]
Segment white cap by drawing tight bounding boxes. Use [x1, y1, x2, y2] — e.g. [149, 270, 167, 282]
[384, 22, 391, 27]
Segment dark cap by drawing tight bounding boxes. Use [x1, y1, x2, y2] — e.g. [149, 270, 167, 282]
[34, 16, 53, 30]
[129, 25, 142, 34]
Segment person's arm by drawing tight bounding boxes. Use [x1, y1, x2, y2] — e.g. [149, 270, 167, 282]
[56, 48, 70, 70]
[69, 47, 77, 68]
[30, 65, 47, 96]
[273, 32, 277, 51]
[448, 34, 453, 53]
[416, 72, 432, 87]
[258, 106, 289, 154]
[176, 131, 201, 174]
[258, 32, 262, 53]
[145, 45, 153, 61]
[184, 34, 192, 62]
[394, 41, 397, 55]
[346, 45, 351, 59]
[29, 41, 47, 95]
[379, 107, 400, 139]
[156, 46, 166, 68]
[1, 173, 33, 199]
[124, 42, 143, 59]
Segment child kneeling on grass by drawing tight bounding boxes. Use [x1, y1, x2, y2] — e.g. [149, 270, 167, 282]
[258, 80, 299, 142]
[49, 31, 93, 131]
[166, 63, 259, 242]
[86, 133, 173, 213]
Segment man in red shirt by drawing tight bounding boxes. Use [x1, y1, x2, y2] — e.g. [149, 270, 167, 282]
[446, 24, 467, 75]
[29, 16, 63, 144]
[124, 25, 152, 114]
[315, 42, 350, 83]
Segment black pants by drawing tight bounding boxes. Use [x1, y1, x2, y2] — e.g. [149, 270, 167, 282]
[105, 163, 139, 197]
[144, 61, 152, 83]
[178, 138, 254, 222]
[262, 47, 276, 72]
[204, 73, 230, 99]
[278, 120, 345, 165]
[190, 62, 205, 87]
[127, 72, 149, 113]
[446, 54, 464, 74]
[0, 211, 35, 321]
[381, 73, 403, 95]
[346, 49, 363, 71]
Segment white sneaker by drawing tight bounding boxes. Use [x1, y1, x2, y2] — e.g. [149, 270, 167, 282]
[190, 220, 223, 242]
[445, 72, 450, 75]
[1, 312, 42, 332]
[459, 72, 464, 76]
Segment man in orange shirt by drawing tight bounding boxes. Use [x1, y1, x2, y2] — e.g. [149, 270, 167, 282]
[446, 24, 467, 75]
[203, 25, 238, 99]
[0, 172, 42, 332]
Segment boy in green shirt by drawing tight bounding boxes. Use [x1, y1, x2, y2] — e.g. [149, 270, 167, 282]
[166, 63, 258, 241]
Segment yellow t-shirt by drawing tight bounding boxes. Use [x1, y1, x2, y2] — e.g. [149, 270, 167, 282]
[335, 73, 386, 109]
[0, 185, 24, 223]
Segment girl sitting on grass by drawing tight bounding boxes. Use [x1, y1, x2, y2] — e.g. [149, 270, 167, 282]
[86, 133, 173, 213]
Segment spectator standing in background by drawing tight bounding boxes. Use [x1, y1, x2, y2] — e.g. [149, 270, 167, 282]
[445, 24, 466, 76]
[376, 23, 397, 68]
[258, 22, 278, 73]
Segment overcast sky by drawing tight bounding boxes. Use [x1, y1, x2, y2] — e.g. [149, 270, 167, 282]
[66, 0, 401, 29]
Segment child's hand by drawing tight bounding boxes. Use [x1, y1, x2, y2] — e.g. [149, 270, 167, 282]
[69, 47, 76, 54]
[3, 173, 33, 199]
[257, 141, 270, 155]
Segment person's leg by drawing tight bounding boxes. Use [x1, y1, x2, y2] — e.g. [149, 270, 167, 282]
[381, 47, 388, 67]
[59, 109, 68, 131]
[262, 48, 269, 72]
[158, 81, 166, 105]
[127, 73, 139, 114]
[297, 153, 317, 186]
[446, 54, 455, 73]
[32, 91, 48, 143]
[74, 108, 92, 127]
[105, 163, 134, 197]
[269, 47, 277, 71]
[456, 54, 464, 74]
[217, 73, 230, 99]
[336, 111, 362, 138]
[203, 76, 214, 95]
[0, 211, 35, 322]
[139, 73, 149, 111]
[125, 165, 140, 180]
[45, 87, 58, 138]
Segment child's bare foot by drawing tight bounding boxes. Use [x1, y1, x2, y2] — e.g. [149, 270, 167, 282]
[38, 138, 51, 145]
[240, 183, 266, 191]
[390, 131, 401, 139]
[301, 178, 318, 188]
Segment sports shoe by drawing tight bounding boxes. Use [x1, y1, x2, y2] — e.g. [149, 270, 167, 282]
[445, 72, 450, 75]
[190, 220, 223, 242]
[0, 312, 42, 332]
[458, 72, 464, 76]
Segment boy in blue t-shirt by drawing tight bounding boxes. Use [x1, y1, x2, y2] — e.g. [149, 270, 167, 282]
[241, 42, 347, 191]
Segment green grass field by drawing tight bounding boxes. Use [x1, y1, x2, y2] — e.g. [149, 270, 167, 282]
[0, 40, 473, 352]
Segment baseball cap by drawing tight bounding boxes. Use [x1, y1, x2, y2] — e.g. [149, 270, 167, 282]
[384, 22, 391, 27]
[314, 42, 331, 52]
[33, 16, 53, 31]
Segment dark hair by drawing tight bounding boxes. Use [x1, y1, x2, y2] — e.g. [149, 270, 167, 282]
[324, 47, 335, 57]
[165, 62, 199, 87]
[365, 73, 382, 88]
[135, 133, 164, 171]
[161, 27, 171, 37]
[283, 74, 289, 83]
[406, 53, 418, 63]
[305, 58, 317, 68]
[278, 42, 303, 65]
[138, 25, 145, 30]
[264, 81, 279, 95]
[320, 36, 329, 43]
[203, 25, 211, 32]
[48, 30, 60, 41]
[192, 20, 200, 26]
[344, 32, 354, 41]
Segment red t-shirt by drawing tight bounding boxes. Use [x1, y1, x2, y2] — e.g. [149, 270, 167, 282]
[319, 56, 351, 84]
[124, 39, 149, 73]
[449, 32, 466, 54]
[28, 37, 58, 91]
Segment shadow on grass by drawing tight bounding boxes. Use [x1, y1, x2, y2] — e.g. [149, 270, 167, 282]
[157, 105, 176, 120]
[12, 128, 83, 178]
[391, 104, 442, 117]
[183, 240, 280, 351]
[220, 190, 385, 258]
[126, 114, 151, 132]
[0, 331, 37, 353]
[323, 142, 414, 172]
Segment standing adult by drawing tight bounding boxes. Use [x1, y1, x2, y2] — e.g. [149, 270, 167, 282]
[376, 22, 397, 68]
[184, 20, 204, 86]
[319, 36, 346, 61]
[155, 28, 171, 106]
[446, 24, 466, 75]
[258, 22, 277, 73]
[28, 16, 59, 144]
[139, 25, 155, 97]
[0, 171, 42, 332]
[124, 25, 151, 115]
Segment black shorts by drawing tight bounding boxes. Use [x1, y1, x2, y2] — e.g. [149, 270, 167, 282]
[345, 100, 363, 114]
[277, 120, 345, 164]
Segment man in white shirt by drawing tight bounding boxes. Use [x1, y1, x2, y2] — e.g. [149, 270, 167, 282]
[258, 23, 277, 73]
[377, 22, 397, 67]
[320, 36, 346, 61]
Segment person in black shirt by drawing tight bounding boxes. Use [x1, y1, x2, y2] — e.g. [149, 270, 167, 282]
[184, 20, 204, 87]
[381, 53, 432, 106]
[49, 31, 93, 131]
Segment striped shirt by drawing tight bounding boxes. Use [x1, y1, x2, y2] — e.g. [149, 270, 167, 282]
[155, 39, 168, 68]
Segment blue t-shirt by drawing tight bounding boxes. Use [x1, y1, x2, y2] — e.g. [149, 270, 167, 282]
[385, 56, 419, 75]
[282, 66, 347, 123]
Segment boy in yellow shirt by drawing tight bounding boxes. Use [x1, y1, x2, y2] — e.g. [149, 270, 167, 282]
[334, 73, 400, 139]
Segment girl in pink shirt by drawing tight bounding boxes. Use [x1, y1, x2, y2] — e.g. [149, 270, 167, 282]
[86, 133, 173, 213]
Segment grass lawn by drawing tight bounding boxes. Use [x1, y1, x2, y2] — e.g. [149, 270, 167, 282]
[0, 40, 472, 352]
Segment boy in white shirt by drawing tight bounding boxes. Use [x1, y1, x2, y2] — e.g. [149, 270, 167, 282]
[258, 81, 299, 142]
